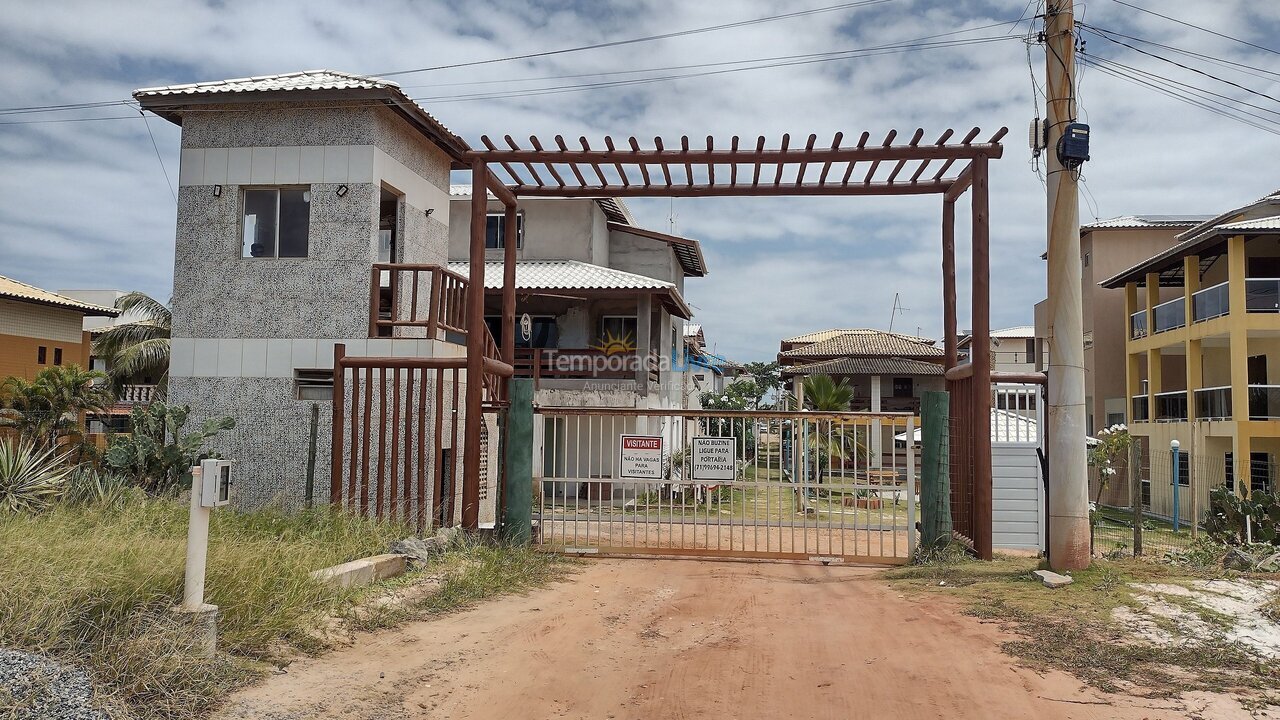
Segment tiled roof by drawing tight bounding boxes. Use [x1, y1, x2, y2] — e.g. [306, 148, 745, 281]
[783, 328, 934, 345]
[782, 356, 944, 377]
[448, 190, 639, 237]
[683, 323, 703, 337]
[1101, 208, 1280, 289]
[447, 260, 674, 291]
[991, 325, 1036, 338]
[1217, 215, 1280, 232]
[134, 70, 468, 159]
[779, 330, 943, 359]
[1083, 215, 1210, 230]
[0, 275, 118, 316]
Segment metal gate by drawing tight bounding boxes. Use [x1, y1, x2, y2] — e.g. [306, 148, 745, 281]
[533, 408, 916, 564]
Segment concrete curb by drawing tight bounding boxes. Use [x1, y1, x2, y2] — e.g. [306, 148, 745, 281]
[311, 554, 407, 589]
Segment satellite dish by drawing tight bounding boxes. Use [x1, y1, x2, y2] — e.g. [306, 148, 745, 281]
[520, 313, 533, 342]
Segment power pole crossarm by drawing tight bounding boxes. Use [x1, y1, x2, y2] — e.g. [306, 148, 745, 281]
[1044, 0, 1091, 571]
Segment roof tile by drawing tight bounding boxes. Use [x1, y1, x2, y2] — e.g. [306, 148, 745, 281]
[0, 275, 118, 316]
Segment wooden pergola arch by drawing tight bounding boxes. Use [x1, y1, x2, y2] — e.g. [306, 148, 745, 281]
[460, 126, 1007, 558]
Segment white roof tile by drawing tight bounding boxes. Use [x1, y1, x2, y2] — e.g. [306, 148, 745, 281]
[447, 260, 674, 291]
[1217, 215, 1280, 232]
[1082, 215, 1210, 230]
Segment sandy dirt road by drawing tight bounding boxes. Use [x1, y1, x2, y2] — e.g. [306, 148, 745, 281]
[216, 560, 1251, 720]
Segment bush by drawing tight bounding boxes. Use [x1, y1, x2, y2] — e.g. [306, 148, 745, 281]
[0, 438, 74, 513]
[105, 403, 234, 494]
[1203, 485, 1280, 546]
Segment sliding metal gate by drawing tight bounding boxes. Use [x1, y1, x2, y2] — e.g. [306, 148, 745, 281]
[534, 408, 916, 564]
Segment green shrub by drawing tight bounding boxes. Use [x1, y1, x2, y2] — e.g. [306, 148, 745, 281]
[105, 403, 234, 494]
[0, 438, 74, 513]
[1203, 485, 1280, 546]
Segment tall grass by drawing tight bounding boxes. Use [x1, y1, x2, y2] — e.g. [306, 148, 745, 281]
[0, 492, 408, 719]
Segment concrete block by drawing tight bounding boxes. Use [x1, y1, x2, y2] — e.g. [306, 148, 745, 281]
[170, 603, 219, 658]
[1032, 569, 1074, 588]
[311, 553, 406, 589]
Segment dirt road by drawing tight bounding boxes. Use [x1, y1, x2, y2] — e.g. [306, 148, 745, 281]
[216, 560, 1251, 720]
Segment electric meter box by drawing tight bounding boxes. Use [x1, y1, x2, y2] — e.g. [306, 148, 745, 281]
[199, 458, 233, 508]
[1057, 122, 1090, 166]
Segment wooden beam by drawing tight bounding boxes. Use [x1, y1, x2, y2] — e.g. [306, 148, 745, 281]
[462, 159, 487, 530]
[942, 198, 958, 369]
[970, 153, 992, 561]
[505, 180, 952, 198]
[466, 141, 1006, 166]
[944, 163, 974, 202]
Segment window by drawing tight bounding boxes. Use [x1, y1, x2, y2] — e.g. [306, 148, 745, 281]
[37, 346, 46, 364]
[243, 188, 311, 258]
[294, 369, 334, 401]
[1172, 450, 1190, 486]
[53, 348, 62, 366]
[1226, 452, 1273, 494]
[1025, 338, 1036, 365]
[1082, 252, 1090, 267]
[485, 213, 524, 250]
[599, 316, 637, 347]
[892, 377, 913, 398]
[1106, 412, 1125, 427]
[485, 315, 558, 349]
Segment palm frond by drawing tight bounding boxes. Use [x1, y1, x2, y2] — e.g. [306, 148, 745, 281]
[107, 337, 170, 386]
[115, 291, 172, 326]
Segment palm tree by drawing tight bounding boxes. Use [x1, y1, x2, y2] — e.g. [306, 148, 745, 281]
[801, 374, 854, 411]
[0, 365, 113, 450]
[93, 291, 171, 400]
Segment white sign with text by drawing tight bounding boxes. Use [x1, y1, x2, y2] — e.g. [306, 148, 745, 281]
[618, 435, 664, 480]
[691, 436, 736, 481]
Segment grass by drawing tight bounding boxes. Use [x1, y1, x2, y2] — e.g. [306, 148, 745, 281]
[886, 551, 1280, 701]
[0, 492, 570, 720]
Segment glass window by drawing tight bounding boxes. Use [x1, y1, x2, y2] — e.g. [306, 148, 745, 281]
[243, 188, 310, 258]
[892, 377, 913, 397]
[37, 346, 46, 364]
[53, 348, 63, 366]
[599, 316, 637, 351]
[486, 315, 558, 349]
[485, 213, 524, 249]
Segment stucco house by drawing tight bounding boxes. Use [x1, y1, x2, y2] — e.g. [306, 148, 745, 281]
[0, 275, 116, 382]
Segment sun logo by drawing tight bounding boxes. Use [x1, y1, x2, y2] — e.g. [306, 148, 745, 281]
[592, 329, 635, 356]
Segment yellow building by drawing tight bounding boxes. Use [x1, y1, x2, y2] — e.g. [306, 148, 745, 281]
[1101, 190, 1280, 523]
[0, 275, 117, 382]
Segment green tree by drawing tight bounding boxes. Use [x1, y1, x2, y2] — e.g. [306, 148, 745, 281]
[801, 373, 854, 411]
[93, 291, 171, 399]
[0, 365, 113, 450]
[741, 361, 782, 408]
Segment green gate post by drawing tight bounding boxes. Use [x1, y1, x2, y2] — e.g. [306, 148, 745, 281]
[501, 378, 534, 544]
[920, 390, 952, 552]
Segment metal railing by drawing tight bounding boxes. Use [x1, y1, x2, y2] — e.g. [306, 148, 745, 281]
[1194, 386, 1232, 420]
[1131, 395, 1150, 422]
[1151, 296, 1186, 333]
[533, 407, 917, 563]
[1246, 278, 1280, 312]
[1153, 390, 1188, 422]
[1130, 310, 1148, 340]
[369, 263, 469, 338]
[1249, 385, 1280, 420]
[1191, 281, 1229, 322]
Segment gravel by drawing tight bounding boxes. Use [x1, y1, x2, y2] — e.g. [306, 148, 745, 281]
[0, 649, 113, 720]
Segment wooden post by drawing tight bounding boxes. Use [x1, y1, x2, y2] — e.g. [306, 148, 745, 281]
[330, 343, 346, 506]
[942, 199, 958, 369]
[502, 378, 535, 544]
[462, 160, 488, 530]
[305, 402, 320, 509]
[426, 269, 441, 340]
[502, 201, 518, 364]
[1044, 0, 1090, 571]
[920, 390, 952, 551]
[368, 266, 381, 337]
[971, 153, 993, 561]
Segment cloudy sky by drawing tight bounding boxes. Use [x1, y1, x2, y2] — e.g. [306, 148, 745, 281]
[2, 0, 1278, 361]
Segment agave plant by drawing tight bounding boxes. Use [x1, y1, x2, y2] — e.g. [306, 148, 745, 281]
[0, 439, 74, 513]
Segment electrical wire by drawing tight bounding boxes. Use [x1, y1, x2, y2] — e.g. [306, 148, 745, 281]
[140, 109, 177, 203]
[1078, 22, 1280, 81]
[1085, 53, 1280, 120]
[373, 0, 897, 77]
[1108, 0, 1279, 57]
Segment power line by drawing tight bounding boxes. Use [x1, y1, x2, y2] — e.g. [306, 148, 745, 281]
[373, 0, 896, 77]
[140, 110, 177, 204]
[1085, 53, 1280, 120]
[1078, 22, 1280, 81]
[1108, 0, 1279, 57]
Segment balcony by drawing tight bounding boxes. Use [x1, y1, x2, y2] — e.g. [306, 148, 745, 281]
[1153, 390, 1188, 422]
[1129, 310, 1147, 340]
[1246, 278, 1280, 312]
[1151, 297, 1185, 334]
[1194, 386, 1231, 420]
[1131, 395, 1149, 422]
[850, 396, 921, 413]
[514, 348, 660, 387]
[1191, 281, 1230, 322]
[1249, 385, 1280, 420]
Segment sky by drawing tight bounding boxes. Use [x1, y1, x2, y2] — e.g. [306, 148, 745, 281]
[2, 0, 1279, 362]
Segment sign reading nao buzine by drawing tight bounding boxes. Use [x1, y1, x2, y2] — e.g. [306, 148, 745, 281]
[691, 436, 736, 481]
[618, 435, 664, 480]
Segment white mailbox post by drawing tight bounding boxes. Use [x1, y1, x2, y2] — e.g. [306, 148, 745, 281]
[177, 458, 233, 656]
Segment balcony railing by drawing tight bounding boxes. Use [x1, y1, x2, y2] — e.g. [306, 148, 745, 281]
[1191, 281, 1230, 322]
[1194, 386, 1232, 420]
[1153, 390, 1188, 422]
[1129, 310, 1147, 340]
[1249, 385, 1280, 420]
[117, 384, 156, 404]
[514, 348, 650, 386]
[1246, 278, 1280, 312]
[369, 263, 469, 338]
[850, 396, 921, 413]
[1131, 395, 1149, 422]
[1151, 297, 1185, 333]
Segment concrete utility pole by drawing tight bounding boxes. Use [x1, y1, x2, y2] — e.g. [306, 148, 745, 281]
[1044, 0, 1091, 570]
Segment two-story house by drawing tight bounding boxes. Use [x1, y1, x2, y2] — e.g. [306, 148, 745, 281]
[0, 275, 116, 382]
[444, 187, 707, 500]
[958, 325, 1038, 374]
[1100, 189, 1280, 523]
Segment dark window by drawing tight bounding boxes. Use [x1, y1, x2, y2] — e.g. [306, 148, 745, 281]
[243, 188, 311, 257]
[1082, 252, 1090, 267]
[892, 377, 913, 398]
[1025, 338, 1036, 365]
[1172, 450, 1190, 486]
[294, 369, 334, 401]
[1106, 412, 1125, 426]
[37, 346, 47, 364]
[599, 316, 637, 348]
[485, 315, 558, 349]
[485, 213, 525, 249]
[1226, 452, 1273, 494]
[53, 348, 62, 365]
[1141, 479, 1151, 508]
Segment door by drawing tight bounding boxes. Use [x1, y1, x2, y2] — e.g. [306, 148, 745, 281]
[1248, 354, 1268, 419]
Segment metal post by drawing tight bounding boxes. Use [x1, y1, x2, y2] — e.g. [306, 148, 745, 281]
[462, 160, 488, 529]
[305, 402, 319, 509]
[1171, 438, 1181, 533]
[330, 343, 346, 506]
[1129, 439, 1143, 556]
[1044, 0, 1090, 571]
